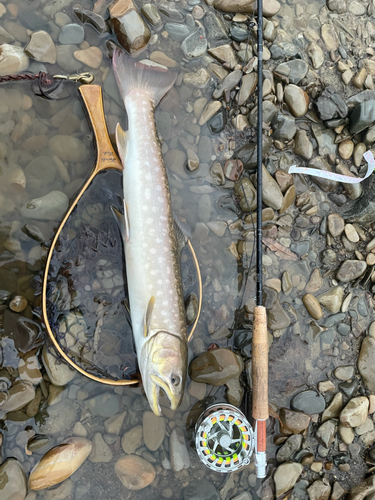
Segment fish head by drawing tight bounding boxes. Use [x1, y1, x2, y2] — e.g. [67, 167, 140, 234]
[141, 331, 187, 416]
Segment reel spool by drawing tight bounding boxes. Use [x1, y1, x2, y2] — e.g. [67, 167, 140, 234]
[195, 404, 255, 473]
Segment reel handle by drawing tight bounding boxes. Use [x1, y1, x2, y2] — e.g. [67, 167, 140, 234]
[252, 305, 269, 420]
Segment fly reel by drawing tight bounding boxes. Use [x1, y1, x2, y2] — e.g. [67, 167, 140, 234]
[195, 404, 255, 473]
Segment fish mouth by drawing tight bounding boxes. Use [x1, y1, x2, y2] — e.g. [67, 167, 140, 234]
[150, 374, 178, 414]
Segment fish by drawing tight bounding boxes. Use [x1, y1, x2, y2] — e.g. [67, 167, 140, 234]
[112, 48, 188, 416]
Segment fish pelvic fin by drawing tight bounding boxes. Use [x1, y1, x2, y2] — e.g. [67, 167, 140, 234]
[144, 296, 156, 337]
[115, 123, 127, 165]
[112, 48, 177, 107]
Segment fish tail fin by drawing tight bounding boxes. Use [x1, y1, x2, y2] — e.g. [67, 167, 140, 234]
[112, 48, 176, 107]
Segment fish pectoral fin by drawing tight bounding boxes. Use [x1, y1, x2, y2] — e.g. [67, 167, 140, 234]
[173, 216, 191, 253]
[115, 122, 127, 165]
[144, 296, 156, 337]
[110, 203, 130, 242]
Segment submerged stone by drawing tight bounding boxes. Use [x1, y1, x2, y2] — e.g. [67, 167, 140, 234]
[109, 0, 151, 54]
[358, 337, 375, 392]
[189, 348, 244, 385]
[291, 390, 326, 415]
[350, 99, 375, 134]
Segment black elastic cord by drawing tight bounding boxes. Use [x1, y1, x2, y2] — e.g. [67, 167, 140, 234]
[256, 0, 263, 307]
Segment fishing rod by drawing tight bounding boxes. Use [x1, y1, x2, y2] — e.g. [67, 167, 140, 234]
[252, 0, 269, 479]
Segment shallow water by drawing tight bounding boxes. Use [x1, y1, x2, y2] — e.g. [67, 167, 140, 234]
[1, 0, 375, 498]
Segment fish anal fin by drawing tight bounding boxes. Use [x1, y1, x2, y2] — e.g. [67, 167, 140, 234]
[144, 296, 156, 337]
[115, 123, 127, 165]
[110, 203, 130, 242]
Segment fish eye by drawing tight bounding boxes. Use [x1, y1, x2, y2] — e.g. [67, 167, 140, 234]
[171, 375, 181, 387]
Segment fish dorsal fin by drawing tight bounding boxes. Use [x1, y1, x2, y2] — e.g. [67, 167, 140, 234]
[110, 202, 130, 242]
[173, 216, 191, 253]
[144, 296, 156, 337]
[115, 123, 127, 165]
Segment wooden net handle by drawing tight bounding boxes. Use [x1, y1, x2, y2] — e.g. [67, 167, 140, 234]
[252, 305, 269, 421]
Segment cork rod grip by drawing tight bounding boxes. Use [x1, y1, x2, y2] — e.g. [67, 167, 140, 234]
[252, 305, 269, 421]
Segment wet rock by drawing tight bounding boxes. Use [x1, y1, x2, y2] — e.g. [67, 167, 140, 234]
[38, 400, 78, 436]
[224, 159, 243, 181]
[274, 463, 303, 497]
[336, 260, 367, 282]
[272, 114, 296, 141]
[143, 411, 166, 451]
[261, 165, 283, 210]
[307, 42, 324, 69]
[183, 479, 220, 500]
[49, 135, 89, 162]
[263, 287, 291, 330]
[86, 392, 121, 418]
[189, 348, 243, 385]
[59, 24, 85, 44]
[321, 24, 339, 51]
[18, 350, 42, 385]
[339, 379, 359, 399]
[328, 213, 344, 237]
[349, 100, 375, 135]
[294, 130, 313, 160]
[308, 480, 331, 500]
[238, 73, 258, 105]
[276, 434, 303, 463]
[56, 45, 82, 72]
[170, 427, 190, 471]
[335, 366, 355, 381]
[0, 458, 27, 500]
[234, 177, 257, 212]
[274, 60, 308, 85]
[303, 294, 323, 320]
[316, 420, 337, 447]
[279, 408, 311, 435]
[340, 396, 369, 428]
[249, 101, 278, 128]
[284, 85, 309, 117]
[183, 68, 210, 88]
[0, 44, 29, 76]
[9, 295, 28, 313]
[347, 475, 375, 500]
[316, 87, 348, 121]
[150, 51, 176, 68]
[339, 423, 354, 444]
[358, 336, 375, 392]
[21, 191, 69, 221]
[237, 135, 272, 169]
[181, 26, 208, 59]
[327, 0, 347, 12]
[104, 411, 126, 435]
[322, 393, 343, 422]
[203, 11, 228, 41]
[312, 123, 337, 156]
[29, 438, 92, 490]
[115, 455, 156, 490]
[199, 102, 222, 126]
[25, 31, 56, 64]
[208, 109, 227, 133]
[208, 44, 237, 69]
[121, 425, 143, 454]
[355, 417, 374, 436]
[213, 70, 242, 99]
[73, 8, 107, 33]
[42, 346, 76, 386]
[292, 390, 326, 414]
[74, 47, 103, 69]
[109, 0, 151, 54]
[343, 175, 375, 223]
[1, 381, 35, 412]
[89, 433, 113, 463]
[317, 287, 344, 313]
